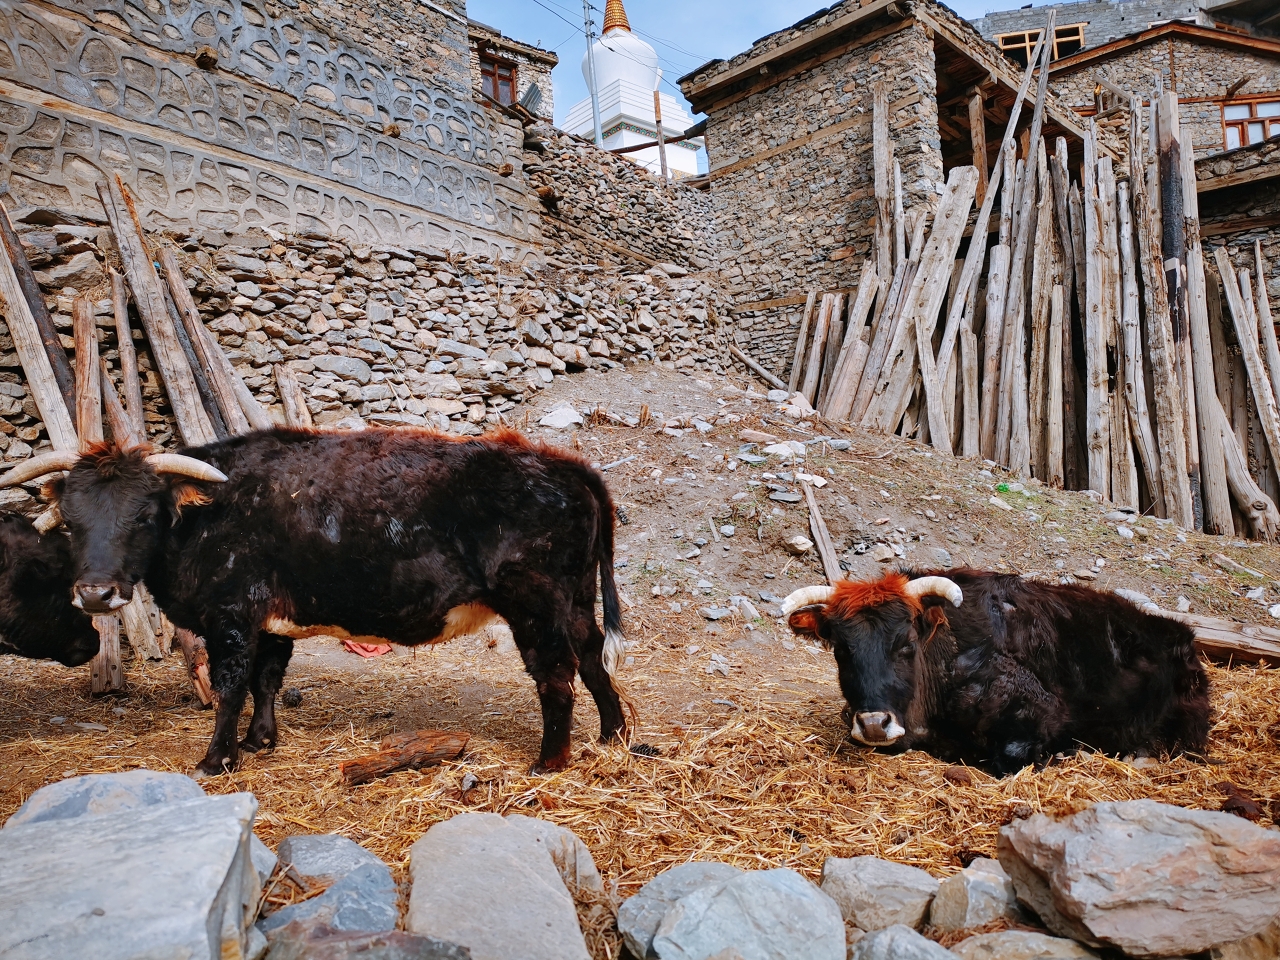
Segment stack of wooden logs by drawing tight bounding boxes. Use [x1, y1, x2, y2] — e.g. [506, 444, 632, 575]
[785, 16, 1280, 540]
[0, 173, 301, 697]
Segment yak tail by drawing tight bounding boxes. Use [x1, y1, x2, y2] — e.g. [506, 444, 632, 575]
[584, 467, 636, 724]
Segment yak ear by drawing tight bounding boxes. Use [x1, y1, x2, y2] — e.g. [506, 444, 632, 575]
[170, 481, 213, 518]
[788, 606, 831, 647]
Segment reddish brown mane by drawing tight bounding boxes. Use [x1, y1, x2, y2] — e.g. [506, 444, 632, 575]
[79, 442, 152, 479]
[827, 572, 922, 620]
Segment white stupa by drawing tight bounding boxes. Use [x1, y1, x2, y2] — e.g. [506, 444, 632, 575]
[563, 0, 703, 178]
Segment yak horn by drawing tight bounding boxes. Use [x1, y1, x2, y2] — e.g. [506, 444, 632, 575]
[780, 585, 835, 618]
[904, 576, 963, 607]
[145, 454, 228, 483]
[0, 451, 81, 488]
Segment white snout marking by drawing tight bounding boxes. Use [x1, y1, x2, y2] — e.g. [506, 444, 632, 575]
[849, 713, 907, 746]
[262, 602, 499, 647]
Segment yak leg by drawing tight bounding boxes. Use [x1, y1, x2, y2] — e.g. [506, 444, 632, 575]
[195, 623, 254, 778]
[506, 611, 579, 774]
[571, 602, 627, 744]
[240, 632, 293, 753]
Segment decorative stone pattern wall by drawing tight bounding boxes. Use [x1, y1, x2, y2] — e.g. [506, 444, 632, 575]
[0, 0, 539, 257]
[526, 127, 720, 273]
[1049, 38, 1280, 157]
[691, 20, 943, 373]
[468, 21, 556, 120]
[971, 0, 1207, 54]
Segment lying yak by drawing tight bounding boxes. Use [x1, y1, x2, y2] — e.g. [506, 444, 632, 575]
[2, 429, 629, 777]
[0, 512, 99, 666]
[782, 569, 1210, 774]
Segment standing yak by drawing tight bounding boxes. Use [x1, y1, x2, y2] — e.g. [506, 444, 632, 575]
[2, 428, 630, 777]
[782, 569, 1210, 774]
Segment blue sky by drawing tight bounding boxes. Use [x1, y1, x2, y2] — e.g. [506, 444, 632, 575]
[467, 0, 1000, 127]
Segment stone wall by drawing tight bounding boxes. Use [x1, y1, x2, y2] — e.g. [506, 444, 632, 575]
[0, 0, 538, 257]
[1049, 36, 1280, 157]
[696, 19, 943, 373]
[1198, 140, 1280, 319]
[970, 0, 1208, 54]
[526, 127, 720, 274]
[468, 21, 556, 120]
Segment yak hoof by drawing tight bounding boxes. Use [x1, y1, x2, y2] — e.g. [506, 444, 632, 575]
[529, 758, 569, 776]
[194, 757, 234, 779]
[238, 736, 276, 754]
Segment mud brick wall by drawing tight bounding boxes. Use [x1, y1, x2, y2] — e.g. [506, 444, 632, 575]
[1050, 39, 1280, 158]
[693, 19, 943, 373]
[0, 0, 538, 257]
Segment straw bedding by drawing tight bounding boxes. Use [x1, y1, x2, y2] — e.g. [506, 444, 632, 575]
[2, 621, 1278, 958]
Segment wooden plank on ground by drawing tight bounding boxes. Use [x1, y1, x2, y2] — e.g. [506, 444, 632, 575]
[729, 345, 786, 390]
[341, 730, 470, 785]
[801, 481, 842, 584]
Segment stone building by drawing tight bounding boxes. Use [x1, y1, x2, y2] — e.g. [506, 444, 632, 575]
[468, 19, 558, 120]
[678, 0, 1095, 375]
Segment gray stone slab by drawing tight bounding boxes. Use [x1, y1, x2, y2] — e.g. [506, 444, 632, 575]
[617, 862, 744, 959]
[504, 814, 603, 895]
[950, 932, 1101, 960]
[650, 867, 844, 960]
[821, 856, 940, 931]
[852, 925, 956, 960]
[277, 833, 387, 887]
[0, 793, 259, 960]
[4, 769, 206, 828]
[251, 835, 279, 886]
[928, 858, 1021, 932]
[407, 812, 589, 960]
[259, 862, 399, 937]
[264, 922, 471, 960]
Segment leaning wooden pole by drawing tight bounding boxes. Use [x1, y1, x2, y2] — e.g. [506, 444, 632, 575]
[873, 82, 894, 288]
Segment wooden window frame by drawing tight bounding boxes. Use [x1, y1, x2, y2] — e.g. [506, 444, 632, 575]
[479, 54, 518, 106]
[1221, 98, 1280, 151]
[995, 23, 1087, 66]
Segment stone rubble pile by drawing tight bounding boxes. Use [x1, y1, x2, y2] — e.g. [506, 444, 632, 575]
[3, 775, 1279, 960]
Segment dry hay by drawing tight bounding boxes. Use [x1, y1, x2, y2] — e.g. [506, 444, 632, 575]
[2, 636, 1279, 960]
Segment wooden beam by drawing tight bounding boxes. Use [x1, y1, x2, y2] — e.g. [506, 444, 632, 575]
[787, 291, 819, 393]
[874, 81, 894, 288]
[968, 87, 988, 207]
[72, 298, 102, 448]
[0, 201, 75, 414]
[341, 730, 469, 786]
[802, 481, 842, 584]
[110, 269, 145, 437]
[274, 364, 314, 429]
[1197, 164, 1280, 195]
[735, 293, 811, 316]
[729, 344, 787, 390]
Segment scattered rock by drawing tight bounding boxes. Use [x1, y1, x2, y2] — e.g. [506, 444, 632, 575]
[998, 800, 1280, 957]
[1209, 916, 1280, 960]
[740, 429, 779, 444]
[539, 405, 584, 429]
[928, 858, 1021, 932]
[617, 861, 744, 959]
[821, 856, 939, 931]
[869, 543, 896, 563]
[651, 867, 844, 960]
[276, 833, 388, 887]
[784, 535, 814, 555]
[407, 813, 590, 960]
[950, 931, 1101, 960]
[312, 355, 373, 384]
[0, 793, 260, 960]
[33, 250, 103, 290]
[4, 769, 206, 828]
[850, 925, 954, 960]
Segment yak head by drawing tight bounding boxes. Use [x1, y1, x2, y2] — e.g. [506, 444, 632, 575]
[0, 512, 101, 665]
[0, 446, 227, 616]
[784, 572, 962, 748]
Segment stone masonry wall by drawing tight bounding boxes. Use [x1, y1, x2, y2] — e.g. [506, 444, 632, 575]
[526, 127, 720, 274]
[1198, 140, 1280, 319]
[1050, 37, 1280, 157]
[0, 0, 538, 257]
[971, 0, 1207, 54]
[468, 23, 556, 120]
[702, 20, 943, 374]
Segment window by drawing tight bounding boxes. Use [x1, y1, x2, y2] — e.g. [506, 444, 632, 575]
[1223, 100, 1280, 151]
[479, 56, 516, 106]
[996, 23, 1087, 67]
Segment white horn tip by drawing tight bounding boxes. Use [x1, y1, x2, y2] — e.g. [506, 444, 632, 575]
[780, 585, 835, 618]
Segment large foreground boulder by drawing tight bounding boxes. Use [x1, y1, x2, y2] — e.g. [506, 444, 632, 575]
[998, 800, 1280, 957]
[264, 921, 471, 960]
[850, 925, 953, 960]
[617, 862, 744, 959]
[4, 769, 206, 827]
[0, 792, 260, 960]
[650, 867, 845, 960]
[928, 858, 1022, 932]
[821, 856, 939, 931]
[406, 813, 591, 960]
[950, 931, 1100, 960]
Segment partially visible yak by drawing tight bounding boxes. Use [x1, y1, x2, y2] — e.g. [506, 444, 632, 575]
[782, 569, 1210, 774]
[0, 512, 99, 666]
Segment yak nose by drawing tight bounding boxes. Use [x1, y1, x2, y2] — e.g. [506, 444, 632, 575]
[850, 711, 906, 745]
[74, 581, 129, 614]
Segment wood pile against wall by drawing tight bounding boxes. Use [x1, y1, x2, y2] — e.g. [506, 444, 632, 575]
[778, 24, 1280, 541]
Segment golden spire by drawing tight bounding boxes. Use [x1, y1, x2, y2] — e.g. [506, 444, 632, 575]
[603, 0, 631, 34]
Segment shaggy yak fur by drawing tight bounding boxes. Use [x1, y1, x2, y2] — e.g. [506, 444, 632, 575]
[0, 513, 99, 666]
[49, 428, 628, 776]
[788, 569, 1210, 774]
